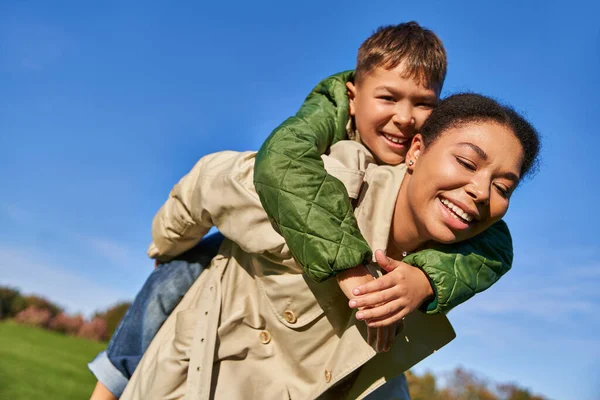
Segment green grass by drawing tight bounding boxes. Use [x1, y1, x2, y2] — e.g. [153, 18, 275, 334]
[0, 321, 107, 400]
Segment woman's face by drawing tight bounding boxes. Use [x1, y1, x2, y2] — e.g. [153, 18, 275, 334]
[401, 121, 524, 245]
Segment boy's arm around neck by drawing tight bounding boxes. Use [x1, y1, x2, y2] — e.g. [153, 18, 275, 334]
[403, 220, 513, 314]
[254, 70, 373, 283]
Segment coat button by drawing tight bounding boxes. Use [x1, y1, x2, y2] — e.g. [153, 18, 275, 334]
[259, 330, 272, 344]
[324, 370, 332, 383]
[283, 310, 297, 324]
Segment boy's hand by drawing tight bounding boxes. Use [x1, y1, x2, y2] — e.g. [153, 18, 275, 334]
[349, 250, 434, 327]
[336, 265, 374, 300]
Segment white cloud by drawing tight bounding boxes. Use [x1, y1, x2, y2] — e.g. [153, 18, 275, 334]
[0, 203, 35, 224]
[0, 244, 129, 317]
[1, 202, 150, 273]
[461, 286, 597, 323]
[450, 245, 600, 324]
[82, 235, 148, 270]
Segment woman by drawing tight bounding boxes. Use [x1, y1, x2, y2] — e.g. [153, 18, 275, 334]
[121, 93, 540, 400]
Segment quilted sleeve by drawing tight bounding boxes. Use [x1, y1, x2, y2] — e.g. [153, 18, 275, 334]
[254, 71, 372, 283]
[402, 220, 513, 314]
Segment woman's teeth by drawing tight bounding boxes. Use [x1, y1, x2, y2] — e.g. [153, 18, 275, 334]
[440, 198, 473, 223]
[383, 133, 408, 144]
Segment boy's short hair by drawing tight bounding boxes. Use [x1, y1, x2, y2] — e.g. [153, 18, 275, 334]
[355, 21, 447, 91]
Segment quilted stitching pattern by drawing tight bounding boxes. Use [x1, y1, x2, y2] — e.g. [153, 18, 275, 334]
[254, 71, 515, 311]
[405, 220, 513, 313]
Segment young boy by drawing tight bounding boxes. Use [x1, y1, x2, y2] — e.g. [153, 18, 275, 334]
[89, 22, 513, 399]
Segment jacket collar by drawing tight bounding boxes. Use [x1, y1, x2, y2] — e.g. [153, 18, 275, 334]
[355, 163, 407, 264]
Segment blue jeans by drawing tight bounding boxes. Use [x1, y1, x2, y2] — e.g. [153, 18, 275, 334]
[88, 233, 224, 397]
[88, 231, 409, 399]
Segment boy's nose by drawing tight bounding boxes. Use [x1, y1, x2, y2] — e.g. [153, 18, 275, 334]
[392, 105, 415, 127]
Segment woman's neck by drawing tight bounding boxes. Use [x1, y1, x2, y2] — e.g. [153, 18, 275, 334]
[387, 175, 427, 259]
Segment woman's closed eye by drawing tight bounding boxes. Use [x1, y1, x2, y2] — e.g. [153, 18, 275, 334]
[494, 183, 511, 199]
[455, 156, 476, 171]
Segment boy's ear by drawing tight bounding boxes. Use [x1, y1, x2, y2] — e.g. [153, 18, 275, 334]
[346, 82, 357, 116]
[406, 134, 425, 170]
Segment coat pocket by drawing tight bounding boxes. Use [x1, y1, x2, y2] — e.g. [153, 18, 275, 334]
[173, 308, 199, 362]
[258, 273, 344, 329]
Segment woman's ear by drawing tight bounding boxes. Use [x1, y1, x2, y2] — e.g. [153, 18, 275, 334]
[346, 81, 357, 116]
[406, 134, 425, 170]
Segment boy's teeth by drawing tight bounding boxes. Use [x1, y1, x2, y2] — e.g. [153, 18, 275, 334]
[440, 198, 473, 222]
[383, 133, 407, 144]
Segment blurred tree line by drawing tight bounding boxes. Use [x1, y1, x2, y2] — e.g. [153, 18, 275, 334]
[0, 285, 130, 342]
[1, 285, 548, 398]
[407, 368, 547, 400]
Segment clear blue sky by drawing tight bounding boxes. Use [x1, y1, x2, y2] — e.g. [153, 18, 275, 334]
[1, 1, 598, 399]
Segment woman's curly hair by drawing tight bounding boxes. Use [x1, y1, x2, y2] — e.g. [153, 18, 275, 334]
[420, 93, 541, 180]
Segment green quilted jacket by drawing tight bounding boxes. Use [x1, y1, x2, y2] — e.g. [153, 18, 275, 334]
[254, 71, 513, 314]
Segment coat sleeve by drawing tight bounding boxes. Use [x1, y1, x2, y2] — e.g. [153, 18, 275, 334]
[402, 220, 513, 314]
[253, 71, 373, 283]
[148, 151, 290, 262]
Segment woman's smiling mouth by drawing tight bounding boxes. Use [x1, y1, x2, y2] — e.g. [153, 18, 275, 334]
[438, 197, 475, 229]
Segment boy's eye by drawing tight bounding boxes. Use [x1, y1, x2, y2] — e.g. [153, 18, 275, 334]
[456, 157, 476, 171]
[378, 95, 395, 102]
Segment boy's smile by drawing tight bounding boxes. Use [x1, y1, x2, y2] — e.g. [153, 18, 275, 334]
[347, 64, 439, 165]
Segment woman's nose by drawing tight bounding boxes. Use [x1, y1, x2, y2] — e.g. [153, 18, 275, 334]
[466, 179, 491, 205]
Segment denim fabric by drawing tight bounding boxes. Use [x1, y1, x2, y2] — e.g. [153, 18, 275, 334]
[89, 231, 410, 398]
[88, 351, 129, 397]
[365, 373, 411, 399]
[88, 232, 224, 397]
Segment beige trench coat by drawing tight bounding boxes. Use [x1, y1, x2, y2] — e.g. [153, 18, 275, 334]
[121, 142, 455, 400]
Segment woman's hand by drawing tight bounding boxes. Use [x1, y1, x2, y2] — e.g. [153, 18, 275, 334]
[349, 250, 434, 328]
[336, 264, 406, 352]
[367, 319, 405, 353]
[337, 266, 396, 352]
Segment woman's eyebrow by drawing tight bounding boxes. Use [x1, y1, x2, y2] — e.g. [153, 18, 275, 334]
[457, 142, 520, 182]
[458, 142, 488, 160]
[501, 171, 520, 182]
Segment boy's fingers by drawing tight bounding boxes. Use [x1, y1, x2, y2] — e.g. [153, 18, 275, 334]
[374, 249, 390, 266]
[353, 274, 394, 296]
[366, 309, 409, 328]
[356, 299, 404, 321]
[376, 249, 408, 274]
[349, 288, 397, 309]
[376, 254, 414, 277]
[374, 250, 398, 274]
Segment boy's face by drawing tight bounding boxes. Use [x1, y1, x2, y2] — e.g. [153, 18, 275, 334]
[347, 64, 439, 165]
